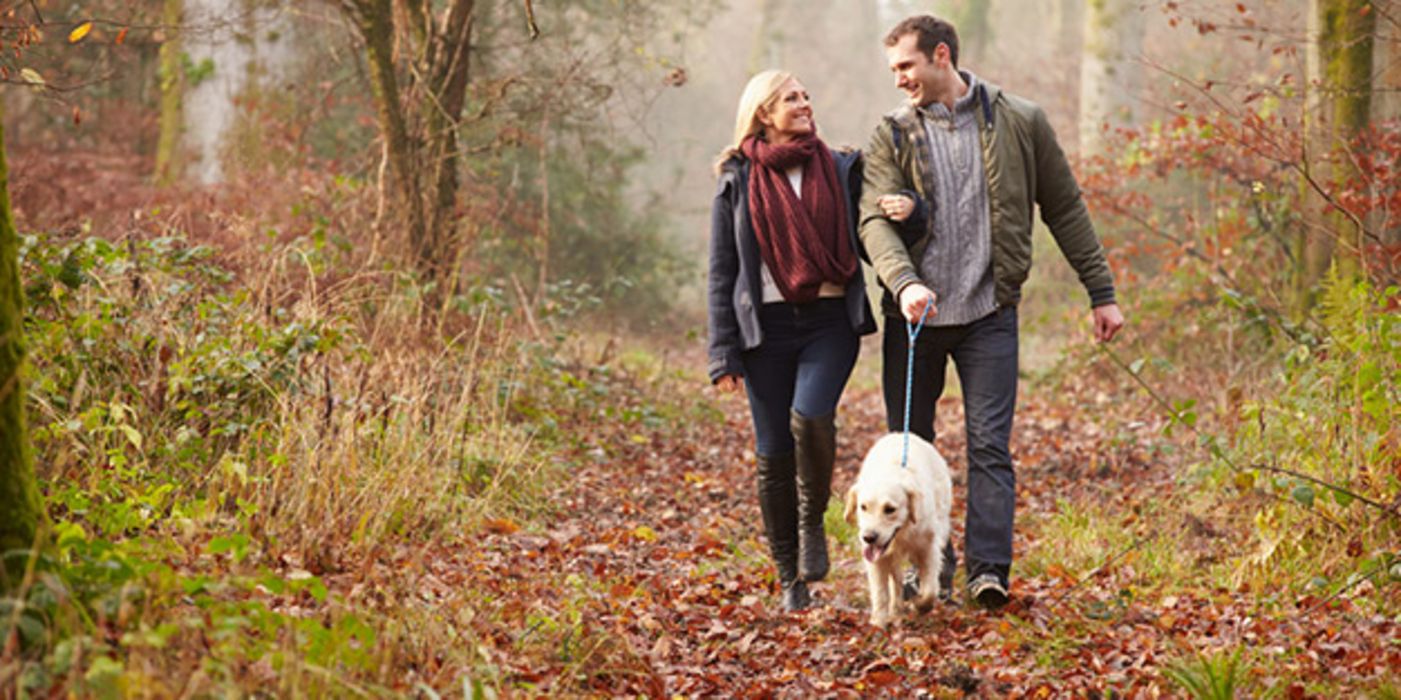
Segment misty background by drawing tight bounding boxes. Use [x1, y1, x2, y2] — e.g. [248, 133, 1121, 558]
[3, 0, 1396, 334]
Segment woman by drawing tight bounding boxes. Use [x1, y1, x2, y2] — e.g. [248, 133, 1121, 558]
[707, 70, 918, 611]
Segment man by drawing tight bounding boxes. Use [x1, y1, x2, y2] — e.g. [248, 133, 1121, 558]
[860, 15, 1125, 609]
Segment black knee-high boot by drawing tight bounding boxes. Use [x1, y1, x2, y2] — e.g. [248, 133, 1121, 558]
[793, 410, 836, 582]
[757, 451, 809, 611]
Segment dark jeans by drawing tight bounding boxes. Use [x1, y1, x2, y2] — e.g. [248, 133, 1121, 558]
[741, 299, 860, 456]
[882, 306, 1018, 587]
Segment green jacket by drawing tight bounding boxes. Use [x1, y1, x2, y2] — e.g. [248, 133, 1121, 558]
[859, 78, 1116, 315]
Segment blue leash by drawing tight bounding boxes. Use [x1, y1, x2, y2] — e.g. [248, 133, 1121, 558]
[901, 303, 931, 468]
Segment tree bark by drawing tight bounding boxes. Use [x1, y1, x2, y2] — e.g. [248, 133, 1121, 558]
[422, 0, 475, 279]
[1295, 0, 1376, 314]
[0, 99, 43, 580]
[154, 0, 185, 185]
[1078, 0, 1145, 157]
[1372, 1, 1399, 244]
[343, 0, 475, 281]
[351, 0, 430, 275]
[748, 0, 783, 74]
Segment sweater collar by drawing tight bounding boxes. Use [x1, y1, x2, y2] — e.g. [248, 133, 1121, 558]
[917, 71, 981, 127]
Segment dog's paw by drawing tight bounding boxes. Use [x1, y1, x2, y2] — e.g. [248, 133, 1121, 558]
[913, 593, 936, 614]
[869, 613, 892, 629]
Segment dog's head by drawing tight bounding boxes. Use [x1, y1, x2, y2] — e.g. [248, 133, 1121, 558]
[844, 477, 920, 563]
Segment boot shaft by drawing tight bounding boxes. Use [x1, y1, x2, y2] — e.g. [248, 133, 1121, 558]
[756, 451, 799, 585]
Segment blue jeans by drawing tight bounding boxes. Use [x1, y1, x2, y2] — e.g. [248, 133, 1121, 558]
[741, 299, 860, 456]
[882, 306, 1018, 587]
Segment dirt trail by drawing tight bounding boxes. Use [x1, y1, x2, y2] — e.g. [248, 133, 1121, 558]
[413, 372, 1395, 696]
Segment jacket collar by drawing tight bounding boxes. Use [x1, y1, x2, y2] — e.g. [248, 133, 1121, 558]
[888, 72, 1003, 132]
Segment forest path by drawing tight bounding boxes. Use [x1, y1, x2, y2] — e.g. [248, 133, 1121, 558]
[406, 346, 1393, 696]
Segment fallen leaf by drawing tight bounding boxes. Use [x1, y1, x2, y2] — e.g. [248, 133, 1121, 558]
[483, 518, 520, 535]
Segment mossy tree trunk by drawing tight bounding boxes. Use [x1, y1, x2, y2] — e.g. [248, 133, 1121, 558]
[1372, 8, 1399, 245]
[1295, 0, 1375, 315]
[154, 0, 185, 185]
[342, 0, 476, 282]
[0, 99, 43, 584]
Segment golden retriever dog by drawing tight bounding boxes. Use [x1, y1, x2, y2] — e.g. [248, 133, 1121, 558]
[844, 432, 953, 628]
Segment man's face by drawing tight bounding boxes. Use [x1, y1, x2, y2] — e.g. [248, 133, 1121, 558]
[886, 33, 944, 107]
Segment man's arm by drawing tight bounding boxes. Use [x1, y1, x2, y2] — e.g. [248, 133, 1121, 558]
[1030, 107, 1124, 341]
[1029, 107, 1116, 308]
[859, 120, 924, 302]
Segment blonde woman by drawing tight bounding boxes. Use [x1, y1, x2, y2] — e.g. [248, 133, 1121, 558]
[707, 70, 920, 611]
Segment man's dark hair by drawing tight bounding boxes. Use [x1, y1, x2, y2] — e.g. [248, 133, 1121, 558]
[884, 15, 960, 69]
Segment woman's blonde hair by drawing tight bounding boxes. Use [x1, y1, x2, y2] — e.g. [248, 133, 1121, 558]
[714, 69, 797, 172]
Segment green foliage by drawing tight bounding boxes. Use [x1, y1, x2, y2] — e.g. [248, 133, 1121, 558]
[1224, 274, 1399, 592]
[20, 234, 339, 541]
[7, 227, 701, 694]
[1161, 648, 1247, 700]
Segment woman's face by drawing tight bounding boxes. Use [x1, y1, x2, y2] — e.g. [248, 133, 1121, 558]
[759, 78, 813, 144]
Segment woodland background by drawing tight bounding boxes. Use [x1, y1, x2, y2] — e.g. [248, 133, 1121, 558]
[0, 0, 1397, 696]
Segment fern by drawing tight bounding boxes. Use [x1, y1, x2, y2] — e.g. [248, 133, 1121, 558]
[1161, 648, 1245, 700]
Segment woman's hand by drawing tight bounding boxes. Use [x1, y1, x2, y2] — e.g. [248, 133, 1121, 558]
[715, 374, 745, 393]
[877, 194, 916, 222]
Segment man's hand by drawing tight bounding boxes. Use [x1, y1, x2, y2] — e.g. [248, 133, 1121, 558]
[1092, 303, 1124, 343]
[898, 284, 937, 325]
[715, 374, 744, 393]
[877, 194, 916, 222]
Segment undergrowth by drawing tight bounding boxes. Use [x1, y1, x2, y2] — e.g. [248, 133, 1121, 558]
[1, 227, 698, 696]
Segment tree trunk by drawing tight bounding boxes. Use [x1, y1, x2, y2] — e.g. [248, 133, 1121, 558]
[748, 0, 783, 74]
[1295, 0, 1375, 314]
[154, 0, 185, 185]
[0, 99, 43, 581]
[351, 0, 430, 275]
[422, 0, 475, 280]
[1078, 0, 1145, 157]
[1370, 0, 1397, 244]
[179, 0, 295, 185]
[1053, 0, 1084, 154]
[344, 0, 475, 282]
[950, 0, 992, 67]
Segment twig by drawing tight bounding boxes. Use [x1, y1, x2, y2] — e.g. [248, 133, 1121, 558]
[1147, 61, 1383, 250]
[1301, 563, 1390, 616]
[523, 0, 538, 39]
[509, 273, 542, 341]
[1249, 462, 1398, 517]
[1046, 535, 1153, 608]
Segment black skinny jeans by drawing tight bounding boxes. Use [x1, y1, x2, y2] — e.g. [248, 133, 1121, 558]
[882, 306, 1018, 586]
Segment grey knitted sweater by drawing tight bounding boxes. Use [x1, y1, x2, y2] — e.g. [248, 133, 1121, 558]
[916, 73, 997, 326]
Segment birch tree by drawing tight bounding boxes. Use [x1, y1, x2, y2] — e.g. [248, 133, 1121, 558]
[1079, 0, 1145, 157]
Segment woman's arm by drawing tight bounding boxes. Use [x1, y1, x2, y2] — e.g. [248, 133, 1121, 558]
[706, 173, 744, 384]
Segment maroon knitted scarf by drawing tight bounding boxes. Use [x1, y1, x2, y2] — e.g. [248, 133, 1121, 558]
[741, 134, 856, 303]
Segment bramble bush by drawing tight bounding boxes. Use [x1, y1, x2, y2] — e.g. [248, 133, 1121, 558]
[1068, 103, 1399, 601]
[3, 222, 698, 695]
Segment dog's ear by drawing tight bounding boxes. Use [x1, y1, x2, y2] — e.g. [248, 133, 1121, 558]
[844, 486, 858, 525]
[904, 485, 920, 526]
